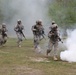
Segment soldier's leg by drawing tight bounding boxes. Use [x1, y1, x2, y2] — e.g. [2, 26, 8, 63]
[40, 34, 45, 40]
[53, 42, 58, 60]
[33, 35, 37, 48]
[0, 39, 2, 46]
[34, 35, 39, 49]
[34, 40, 39, 49]
[39, 35, 42, 41]
[17, 33, 22, 47]
[3, 36, 7, 44]
[34, 36, 42, 53]
[46, 40, 53, 56]
[0, 35, 3, 46]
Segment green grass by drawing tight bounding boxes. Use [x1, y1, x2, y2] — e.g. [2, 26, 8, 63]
[0, 38, 76, 75]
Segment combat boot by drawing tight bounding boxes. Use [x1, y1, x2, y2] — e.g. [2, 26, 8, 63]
[18, 44, 21, 47]
[53, 56, 58, 61]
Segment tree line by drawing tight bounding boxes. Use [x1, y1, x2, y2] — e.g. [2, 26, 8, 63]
[48, 0, 76, 29]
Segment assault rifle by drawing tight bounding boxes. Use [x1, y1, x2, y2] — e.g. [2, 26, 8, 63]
[17, 26, 26, 40]
[58, 36, 63, 43]
[39, 30, 46, 40]
[18, 29, 26, 40]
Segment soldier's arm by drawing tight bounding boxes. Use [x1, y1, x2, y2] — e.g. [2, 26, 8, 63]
[22, 25, 24, 30]
[14, 26, 16, 31]
[31, 26, 34, 31]
[48, 31, 52, 38]
[14, 26, 18, 32]
[32, 26, 37, 31]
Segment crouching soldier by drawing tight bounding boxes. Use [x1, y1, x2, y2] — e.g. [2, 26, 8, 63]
[46, 21, 60, 60]
[0, 23, 8, 46]
[14, 19, 25, 47]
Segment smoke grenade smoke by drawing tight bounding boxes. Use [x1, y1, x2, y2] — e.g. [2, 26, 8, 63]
[60, 29, 76, 62]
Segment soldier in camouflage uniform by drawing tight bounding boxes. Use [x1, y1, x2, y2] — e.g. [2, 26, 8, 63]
[46, 21, 59, 60]
[14, 19, 25, 47]
[0, 23, 8, 46]
[32, 20, 45, 50]
[32, 20, 40, 49]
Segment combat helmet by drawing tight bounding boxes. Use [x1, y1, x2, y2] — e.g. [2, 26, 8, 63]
[52, 21, 55, 25]
[2, 23, 6, 28]
[17, 19, 22, 24]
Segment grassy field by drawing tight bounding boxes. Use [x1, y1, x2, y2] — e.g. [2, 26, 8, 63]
[0, 38, 76, 75]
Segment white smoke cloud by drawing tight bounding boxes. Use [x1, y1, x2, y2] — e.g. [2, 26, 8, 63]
[60, 29, 76, 62]
[1, 0, 49, 38]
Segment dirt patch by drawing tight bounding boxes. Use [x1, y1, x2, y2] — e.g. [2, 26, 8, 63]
[29, 57, 50, 62]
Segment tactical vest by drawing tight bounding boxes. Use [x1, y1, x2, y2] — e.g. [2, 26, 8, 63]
[33, 25, 39, 35]
[48, 30, 59, 43]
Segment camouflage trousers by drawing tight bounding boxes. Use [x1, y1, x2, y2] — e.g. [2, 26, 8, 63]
[0, 35, 2, 45]
[2, 36, 7, 44]
[47, 39, 58, 56]
[33, 35, 40, 49]
[16, 32, 23, 47]
[0, 35, 7, 46]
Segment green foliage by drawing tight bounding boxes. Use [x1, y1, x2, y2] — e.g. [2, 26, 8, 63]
[48, 0, 76, 28]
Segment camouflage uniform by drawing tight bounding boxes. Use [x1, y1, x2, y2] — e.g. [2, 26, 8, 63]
[0, 23, 8, 46]
[14, 20, 24, 47]
[32, 20, 45, 49]
[32, 22, 40, 49]
[0, 25, 3, 46]
[47, 22, 59, 60]
[36, 20, 45, 40]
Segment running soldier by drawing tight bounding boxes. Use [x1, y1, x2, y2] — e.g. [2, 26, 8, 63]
[46, 21, 62, 60]
[0, 23, 8, 46]
[32, 20, 40, 50]
[32, 20, 45, 50]
[14, 19, 25, 47]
